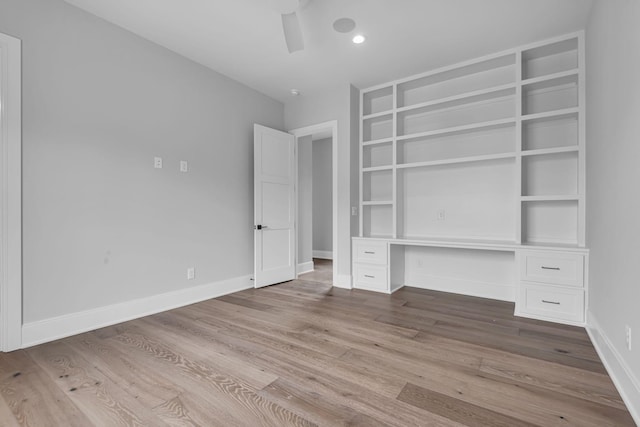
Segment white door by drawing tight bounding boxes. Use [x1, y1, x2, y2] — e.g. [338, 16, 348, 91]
[254, 124, 296, 288]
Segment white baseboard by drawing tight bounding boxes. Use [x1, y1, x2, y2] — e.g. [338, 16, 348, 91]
[297, 261, 314, 275]
[312, 250, 333, 260]
[586, 310, 640, 425]
[333, 274, 352, 289]
[21, 275, 253, 348]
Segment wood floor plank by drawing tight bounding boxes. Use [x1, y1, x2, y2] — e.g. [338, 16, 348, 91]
[108, 328, 316, 426]
[26, 341, 170, 426]
[0, 273, 633, 426]
[397, 382, 539, 427]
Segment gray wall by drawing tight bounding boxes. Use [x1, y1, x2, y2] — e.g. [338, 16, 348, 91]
[297, 135, 313, 266]
[0, 0, 284, 322]
[586, 0, 640, 404]
[312, 138, 332, 253]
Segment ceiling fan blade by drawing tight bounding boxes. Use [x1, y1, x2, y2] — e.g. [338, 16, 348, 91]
[281, 11, 304, 53]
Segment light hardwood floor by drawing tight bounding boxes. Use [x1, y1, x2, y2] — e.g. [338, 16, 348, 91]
[0, 272, 635, 426]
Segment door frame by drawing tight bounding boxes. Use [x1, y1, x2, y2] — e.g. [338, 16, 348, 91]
[289, 121, 338, 286]
[0, 32, 22, 351]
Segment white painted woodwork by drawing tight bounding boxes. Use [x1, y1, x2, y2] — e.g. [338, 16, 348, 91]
[355, 32, 588, 326]
[519, 283, 584, 323]
[520, 250, 584, 287]
[254, 124, 296, 288]
[0, 32, 22, 351]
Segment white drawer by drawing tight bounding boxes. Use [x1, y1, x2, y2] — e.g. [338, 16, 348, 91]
[521, 251, 584, 287]
[353, 240, 388, 265]
[353, 264, 388, 292]
[519, 284, 584, 323]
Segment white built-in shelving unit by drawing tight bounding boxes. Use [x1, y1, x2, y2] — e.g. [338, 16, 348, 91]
[355, 32, 588, 326]
[359, 32, 585, 248]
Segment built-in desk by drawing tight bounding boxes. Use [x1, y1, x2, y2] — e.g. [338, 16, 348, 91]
[352, 237, 589, 326]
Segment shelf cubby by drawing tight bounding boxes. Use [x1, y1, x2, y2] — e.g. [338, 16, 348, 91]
[522, 38, 578, 80]
[522, 200, 578, 246]
[363, 141, 393, 168]
[363, 204, 394, 238]
[522, 74, 578, 116]
[363, 86, 393, 116]
[397, 88, 515, 136]
[522, 152, 578, 197]
[362, 169, 393, 202]
[397, 122, 514, 166]
[363, 114, 393, 143]
[522, 111, 578, 151]
[397, 54, 516, 108]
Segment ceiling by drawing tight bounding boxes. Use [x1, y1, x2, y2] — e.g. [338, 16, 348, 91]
[63, 0, 594, 103]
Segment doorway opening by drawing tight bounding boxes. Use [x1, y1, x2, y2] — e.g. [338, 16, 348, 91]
[290, 121, 338, 286]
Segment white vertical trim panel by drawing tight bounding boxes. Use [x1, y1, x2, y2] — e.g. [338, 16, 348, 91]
[0, 32, 22, 352]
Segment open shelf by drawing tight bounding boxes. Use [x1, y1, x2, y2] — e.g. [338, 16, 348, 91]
[522, 74, 578, 116]
[396, 83, 516, 114]
[522, 37, 578, 80]
[363, 204, 393, 238]
[362, 86, 393, 116]
[397, 122, 515, 166]
[363, 141, 393, 168]
[522, 152, 578, 197]
[363, 114, 393, 143]
[522, 200, 578, 246]
[397, 152, 516, 169]
[397, 53, 516, 108]
[362, 169, 393, 202]
[397, 88, 515, 136]
[522, 111, 578, 151]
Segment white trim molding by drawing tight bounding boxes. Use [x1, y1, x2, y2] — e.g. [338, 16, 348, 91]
[334, 274, 352, 289]
[587, 310, 640, 425]
[0, 32, 22, 352]
[289, 120, 339, 287]
[22, 275, 253, 348]
[313, 250, 333, 260]
[297, 261, 314, 275]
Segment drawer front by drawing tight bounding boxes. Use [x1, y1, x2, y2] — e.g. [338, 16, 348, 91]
[353, 264, 388, 292]
[354, 240, 388, 265]
[521, 251, 584, 287]
[520, 284, 584, 323]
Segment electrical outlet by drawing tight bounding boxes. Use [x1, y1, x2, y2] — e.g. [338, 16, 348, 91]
[351, 206, 358, 216]
[626, 325, 632, 351]
[187, 267, 195, 280]
[437, 210, 446, 220]
[154, 157, 163, 169]
[180, 160, 188, 172]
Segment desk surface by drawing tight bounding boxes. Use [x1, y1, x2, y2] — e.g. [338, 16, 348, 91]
[353, 236, 590, 253]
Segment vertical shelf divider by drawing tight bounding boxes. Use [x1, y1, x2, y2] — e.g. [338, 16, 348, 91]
[392, 83, 398, 239]
[515, 50, 523, 244]
[358, 89, 364, 237]
[577, 32, 586, 247]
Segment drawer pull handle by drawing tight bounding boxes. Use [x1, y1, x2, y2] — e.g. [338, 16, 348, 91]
[542, 300, 561, 305]
[364, 251, 376, 254]
[364, 275, 375, 279]
[541, 266, 560, 271]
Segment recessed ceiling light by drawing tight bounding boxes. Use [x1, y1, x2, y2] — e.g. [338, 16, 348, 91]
[333, 18, 356, 33]
[290, 89, 301, 96]
[352, 34, 366, 44]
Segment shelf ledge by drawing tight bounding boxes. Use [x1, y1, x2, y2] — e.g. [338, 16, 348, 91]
[397, 152, 515, 169]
